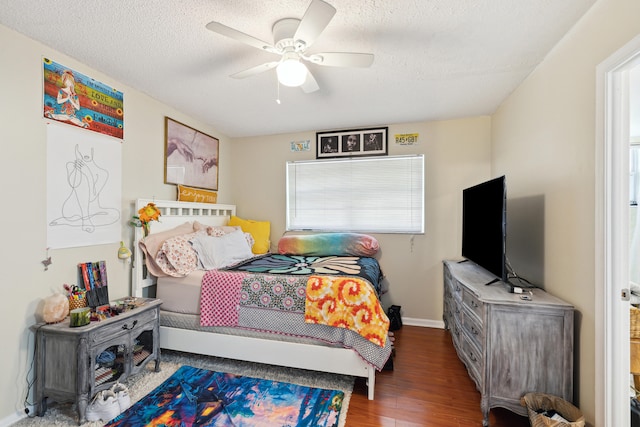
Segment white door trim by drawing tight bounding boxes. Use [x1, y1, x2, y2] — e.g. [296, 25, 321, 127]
[595, 33, 640, 427]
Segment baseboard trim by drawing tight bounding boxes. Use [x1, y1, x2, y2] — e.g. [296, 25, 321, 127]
[401, 317, 444, 329]
[0, 408, 29, 427]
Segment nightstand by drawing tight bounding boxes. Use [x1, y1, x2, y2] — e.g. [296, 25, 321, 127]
[32, 298, 162, 424]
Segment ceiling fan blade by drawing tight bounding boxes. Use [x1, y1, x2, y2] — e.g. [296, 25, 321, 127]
[230, 61, 280, 79]
[206, 21, 275, 52]
[293, 0, 336, 49]
[308, 52, 374, 68]
[300, 69, 320, 93]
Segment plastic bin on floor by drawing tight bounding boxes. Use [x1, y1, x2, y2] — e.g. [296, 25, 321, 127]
[520, 392, 585, 427]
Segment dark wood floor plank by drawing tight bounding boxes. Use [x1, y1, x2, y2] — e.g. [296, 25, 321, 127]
[346, 326, 530, 426]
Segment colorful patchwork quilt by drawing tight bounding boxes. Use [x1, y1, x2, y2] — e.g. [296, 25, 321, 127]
[198, 254, 390, 368]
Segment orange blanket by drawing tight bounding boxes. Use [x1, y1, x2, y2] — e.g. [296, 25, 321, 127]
[305, 275, 389, 347]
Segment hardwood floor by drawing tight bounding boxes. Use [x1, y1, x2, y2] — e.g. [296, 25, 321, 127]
[347, 325, 530, 426]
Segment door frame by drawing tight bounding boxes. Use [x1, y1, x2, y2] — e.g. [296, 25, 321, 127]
[595, 33, 640, 427]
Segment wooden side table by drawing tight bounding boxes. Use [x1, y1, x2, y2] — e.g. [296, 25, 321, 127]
[32, 298, 162, 424]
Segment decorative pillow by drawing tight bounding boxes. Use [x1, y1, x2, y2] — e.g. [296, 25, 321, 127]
[278, 232, 380, 257]
[177, 184, 217, 204]
[190, 230, 254, 270]
[227, 216, 271, 254]
[193, 221, 241, 236]
[154, 231, 200, 277]
[138, 221, 194, 277]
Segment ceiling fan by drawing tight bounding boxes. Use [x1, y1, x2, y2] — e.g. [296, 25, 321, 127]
[205, 0, 374, 93]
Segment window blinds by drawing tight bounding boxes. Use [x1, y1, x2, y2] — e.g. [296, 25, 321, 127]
[286, 155, 424, 233]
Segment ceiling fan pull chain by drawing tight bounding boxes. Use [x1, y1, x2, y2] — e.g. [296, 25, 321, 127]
[276, 79, 281, 104]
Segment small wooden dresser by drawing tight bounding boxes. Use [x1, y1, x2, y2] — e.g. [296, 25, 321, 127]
[32, 298, 162, 424]
[443, 260, 574, 426]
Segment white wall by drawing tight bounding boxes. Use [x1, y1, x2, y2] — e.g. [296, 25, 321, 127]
[229, 117, 493, 322]
[0, 24, 233, 424]
[492, 0, 640, 424]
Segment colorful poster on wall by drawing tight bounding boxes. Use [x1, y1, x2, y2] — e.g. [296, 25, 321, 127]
[43, 58, 124, 139]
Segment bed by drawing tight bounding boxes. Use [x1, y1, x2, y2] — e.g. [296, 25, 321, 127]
[131, 198, 391, 399]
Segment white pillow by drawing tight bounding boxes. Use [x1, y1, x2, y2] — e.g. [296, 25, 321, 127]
[191, 230, 254, 270]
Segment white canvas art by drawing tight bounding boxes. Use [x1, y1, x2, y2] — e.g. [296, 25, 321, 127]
[47, 123, 122, 249]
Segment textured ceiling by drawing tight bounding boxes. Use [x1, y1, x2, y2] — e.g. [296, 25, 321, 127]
[0, 0, 597, 138]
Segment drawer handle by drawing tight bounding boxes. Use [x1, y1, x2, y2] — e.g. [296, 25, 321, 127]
[122, 320, 138, 330]
[470, 301, 479, 309]
[468, 351, 477, 362]
[471, 326, 479, 335]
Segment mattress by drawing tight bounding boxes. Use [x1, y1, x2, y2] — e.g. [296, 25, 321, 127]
[157, 270, 205, 314]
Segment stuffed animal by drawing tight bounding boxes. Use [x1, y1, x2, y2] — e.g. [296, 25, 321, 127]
[42, 293, 69, 324]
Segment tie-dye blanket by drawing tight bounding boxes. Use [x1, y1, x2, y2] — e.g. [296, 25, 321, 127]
[278, 232, 379, 257]
[305, 275, 389, 347]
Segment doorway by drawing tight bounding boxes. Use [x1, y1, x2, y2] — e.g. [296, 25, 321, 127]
[596, 34, 640, 427]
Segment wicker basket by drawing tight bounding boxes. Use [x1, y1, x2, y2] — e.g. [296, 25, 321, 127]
[521, 393, 585, 427]
[68, 294, 87, 313]
[632, 306, 640, 339]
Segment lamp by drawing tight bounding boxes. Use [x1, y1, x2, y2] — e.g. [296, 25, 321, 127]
[276, 54, 308, 87]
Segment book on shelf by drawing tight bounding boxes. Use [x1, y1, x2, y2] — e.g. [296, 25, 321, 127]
[77, 260, 110, 307]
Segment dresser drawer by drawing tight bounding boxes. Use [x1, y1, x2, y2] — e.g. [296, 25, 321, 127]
[463, 308, 483, 350]
[463, 289, 483, 319]
[451, 279, 464, 303]
[450, 293, 463, 320]
[451, 317, 463, 349]
[88, 308, 158, 345]
[443, 296, 452, 326]
[462, 338, 482, 387]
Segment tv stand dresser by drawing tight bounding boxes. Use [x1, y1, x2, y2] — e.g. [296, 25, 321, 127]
[442, 260, 574, 426]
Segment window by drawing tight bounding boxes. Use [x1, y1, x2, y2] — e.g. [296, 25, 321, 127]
[286, 155, 424, 233]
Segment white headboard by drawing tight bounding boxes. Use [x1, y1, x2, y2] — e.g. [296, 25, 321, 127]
[132, 198, 236, 297]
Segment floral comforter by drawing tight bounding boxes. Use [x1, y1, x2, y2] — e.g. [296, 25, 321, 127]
[198, 254, 391, 369]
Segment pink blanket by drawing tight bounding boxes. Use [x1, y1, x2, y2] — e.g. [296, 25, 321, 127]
[199, 270, 248, 326]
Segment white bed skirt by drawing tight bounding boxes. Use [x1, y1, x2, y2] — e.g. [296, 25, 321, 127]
[159, 325, 376, 399]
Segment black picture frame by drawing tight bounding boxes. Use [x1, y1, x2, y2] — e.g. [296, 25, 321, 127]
[316, 127, 388, 159]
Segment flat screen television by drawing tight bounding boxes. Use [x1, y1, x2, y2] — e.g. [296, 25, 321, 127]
[462, 175, 508, 286]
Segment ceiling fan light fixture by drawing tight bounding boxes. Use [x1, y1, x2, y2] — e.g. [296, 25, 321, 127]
[277, 58, 308, 87]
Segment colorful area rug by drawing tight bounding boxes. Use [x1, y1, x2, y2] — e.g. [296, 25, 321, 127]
[105, 365, 345, 427]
